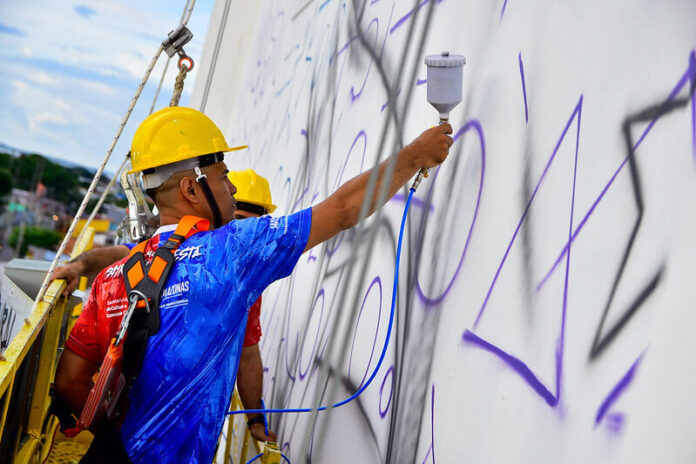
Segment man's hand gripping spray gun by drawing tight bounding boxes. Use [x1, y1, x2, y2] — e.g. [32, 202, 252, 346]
[411, 51, 466, 191]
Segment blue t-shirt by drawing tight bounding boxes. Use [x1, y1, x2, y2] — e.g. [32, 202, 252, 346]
[118, 209, 311, 463]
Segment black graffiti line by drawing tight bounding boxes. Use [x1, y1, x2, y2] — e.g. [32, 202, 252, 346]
[589, 60, 695, 360]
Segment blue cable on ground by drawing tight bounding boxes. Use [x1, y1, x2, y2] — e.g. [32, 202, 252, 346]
[230, 188, 416, 417]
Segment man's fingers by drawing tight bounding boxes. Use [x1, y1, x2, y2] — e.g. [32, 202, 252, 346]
[446, 135, 454, 146]
[442, 122, 453, 134]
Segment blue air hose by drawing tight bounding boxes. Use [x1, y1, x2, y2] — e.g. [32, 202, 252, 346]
[230, 188, 416, 417]
[245, 452, 291, 464]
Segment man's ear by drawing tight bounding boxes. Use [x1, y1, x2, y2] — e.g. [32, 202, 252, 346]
[179, 176, 200, 204]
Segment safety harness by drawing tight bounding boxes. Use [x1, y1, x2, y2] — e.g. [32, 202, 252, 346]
[52, 216, 209, 439]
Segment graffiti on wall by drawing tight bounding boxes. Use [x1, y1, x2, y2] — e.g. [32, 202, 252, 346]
[196, 0, 696, 462]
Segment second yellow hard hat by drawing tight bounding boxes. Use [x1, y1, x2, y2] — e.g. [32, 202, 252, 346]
[227, 169, 277, 213]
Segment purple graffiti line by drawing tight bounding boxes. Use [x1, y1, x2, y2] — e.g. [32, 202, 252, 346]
[690, 51, 696, 163]
[319, 0, 332, 11]
[334, 130, 368, 190]
[420, 383, 436, 464]
[347, 277, 383, 389]
[415, 120, 486, 306]
[463, 331, 555, 405]
[519, 52, 529, 124]
[475, 95, 583, 328]
[380, 87, 402, 112]
[298, 289, 326, 380]
[390, 191, 434, 213]
[537, 56, 696, 293]
[350, 18, 380, 102]
[327, 130, 369, 257]
[464, 96, 583, 408]
[595, 352, 644, 429]
[379, 365, 394, 419]
[390, 0, 444, 35]
[417, 78, 427, 86]
[500, 0, 509, 20]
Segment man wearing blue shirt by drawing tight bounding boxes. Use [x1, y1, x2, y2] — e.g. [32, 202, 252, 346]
[55, 106, 453, 463]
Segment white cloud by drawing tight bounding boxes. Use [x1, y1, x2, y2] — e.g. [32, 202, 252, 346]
[26, 70, 59, 87]
[1, 0, 215, 168]
[30, 112, 70, 130]
[11, 79, 27, 91]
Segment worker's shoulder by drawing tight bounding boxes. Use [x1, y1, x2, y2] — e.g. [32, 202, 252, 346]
[95, 254, 130, 284]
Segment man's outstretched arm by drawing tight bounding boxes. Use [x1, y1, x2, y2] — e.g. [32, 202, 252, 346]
[51, 245, 130, 295]
[306, 124, 453, 251]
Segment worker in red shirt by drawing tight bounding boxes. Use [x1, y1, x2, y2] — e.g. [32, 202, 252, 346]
[51, 169, 280, 443]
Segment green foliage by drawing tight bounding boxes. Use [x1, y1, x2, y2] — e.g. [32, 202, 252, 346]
[7, 153, 93, 210]
[112, 197, 129, 208]
[0, 167, 12, 197]
[9, 226, 62, 258]
[0, 152, 12, 170]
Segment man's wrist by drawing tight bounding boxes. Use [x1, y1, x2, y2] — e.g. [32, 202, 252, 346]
[69, 257, 87, 275]
[400, 143, 420, 173]
[247, 414, 265, 429]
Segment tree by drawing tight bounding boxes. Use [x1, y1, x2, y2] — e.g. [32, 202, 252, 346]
[9, 226, 62, 258]
[0, 167, 12, 197]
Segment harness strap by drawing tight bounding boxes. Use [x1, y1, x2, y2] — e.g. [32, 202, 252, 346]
[111, 216, 210, 424]
[194, 167, 223, 229]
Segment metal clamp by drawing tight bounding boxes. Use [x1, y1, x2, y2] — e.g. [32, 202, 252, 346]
[162, 24, 194, 58]
[194, 167, 207, 183]
[115, 291, 149, 346]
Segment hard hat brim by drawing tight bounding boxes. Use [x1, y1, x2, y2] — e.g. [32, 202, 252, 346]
[234, 197, 277, 214]
[127, 144, 248, 175]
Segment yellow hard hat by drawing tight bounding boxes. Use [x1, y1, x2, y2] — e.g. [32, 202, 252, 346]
[129, 106, 246, 178]
[227, 169, 277, 213]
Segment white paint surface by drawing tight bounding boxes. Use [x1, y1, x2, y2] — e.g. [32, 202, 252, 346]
[194, 1, 696, 462]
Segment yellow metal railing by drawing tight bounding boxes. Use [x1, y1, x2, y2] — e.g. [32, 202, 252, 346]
[0, 227, 95, 463]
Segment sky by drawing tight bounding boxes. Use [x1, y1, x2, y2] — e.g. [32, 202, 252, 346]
[0, 0, 215, 171]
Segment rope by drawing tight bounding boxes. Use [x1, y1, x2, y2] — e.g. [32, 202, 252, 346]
[71, 0, 195, 246]
[74, 156, 129, 245]
[150, 57, 173, 114]
[33, 0, 199, 311]
[199, 0, 232, 112]
[169, 65, 189, 107]
[32, 42, 165, 309]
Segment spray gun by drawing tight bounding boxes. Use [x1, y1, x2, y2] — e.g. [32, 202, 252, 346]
[120, 153, 156, 242]
[412, 51, 466, 191]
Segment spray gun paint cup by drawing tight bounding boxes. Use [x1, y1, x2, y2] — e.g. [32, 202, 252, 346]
[411, 51, 466, 191]
[425, 51, 466, 121]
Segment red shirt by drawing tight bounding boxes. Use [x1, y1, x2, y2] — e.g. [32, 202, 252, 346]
[242, 296, 262, 347]
[66, 263, 263, 364]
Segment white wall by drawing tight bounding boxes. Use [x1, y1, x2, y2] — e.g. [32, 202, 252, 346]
[192, 1, 696, 462]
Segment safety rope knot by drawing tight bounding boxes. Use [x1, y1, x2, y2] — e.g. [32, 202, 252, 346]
[169, 55, 193, 107]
